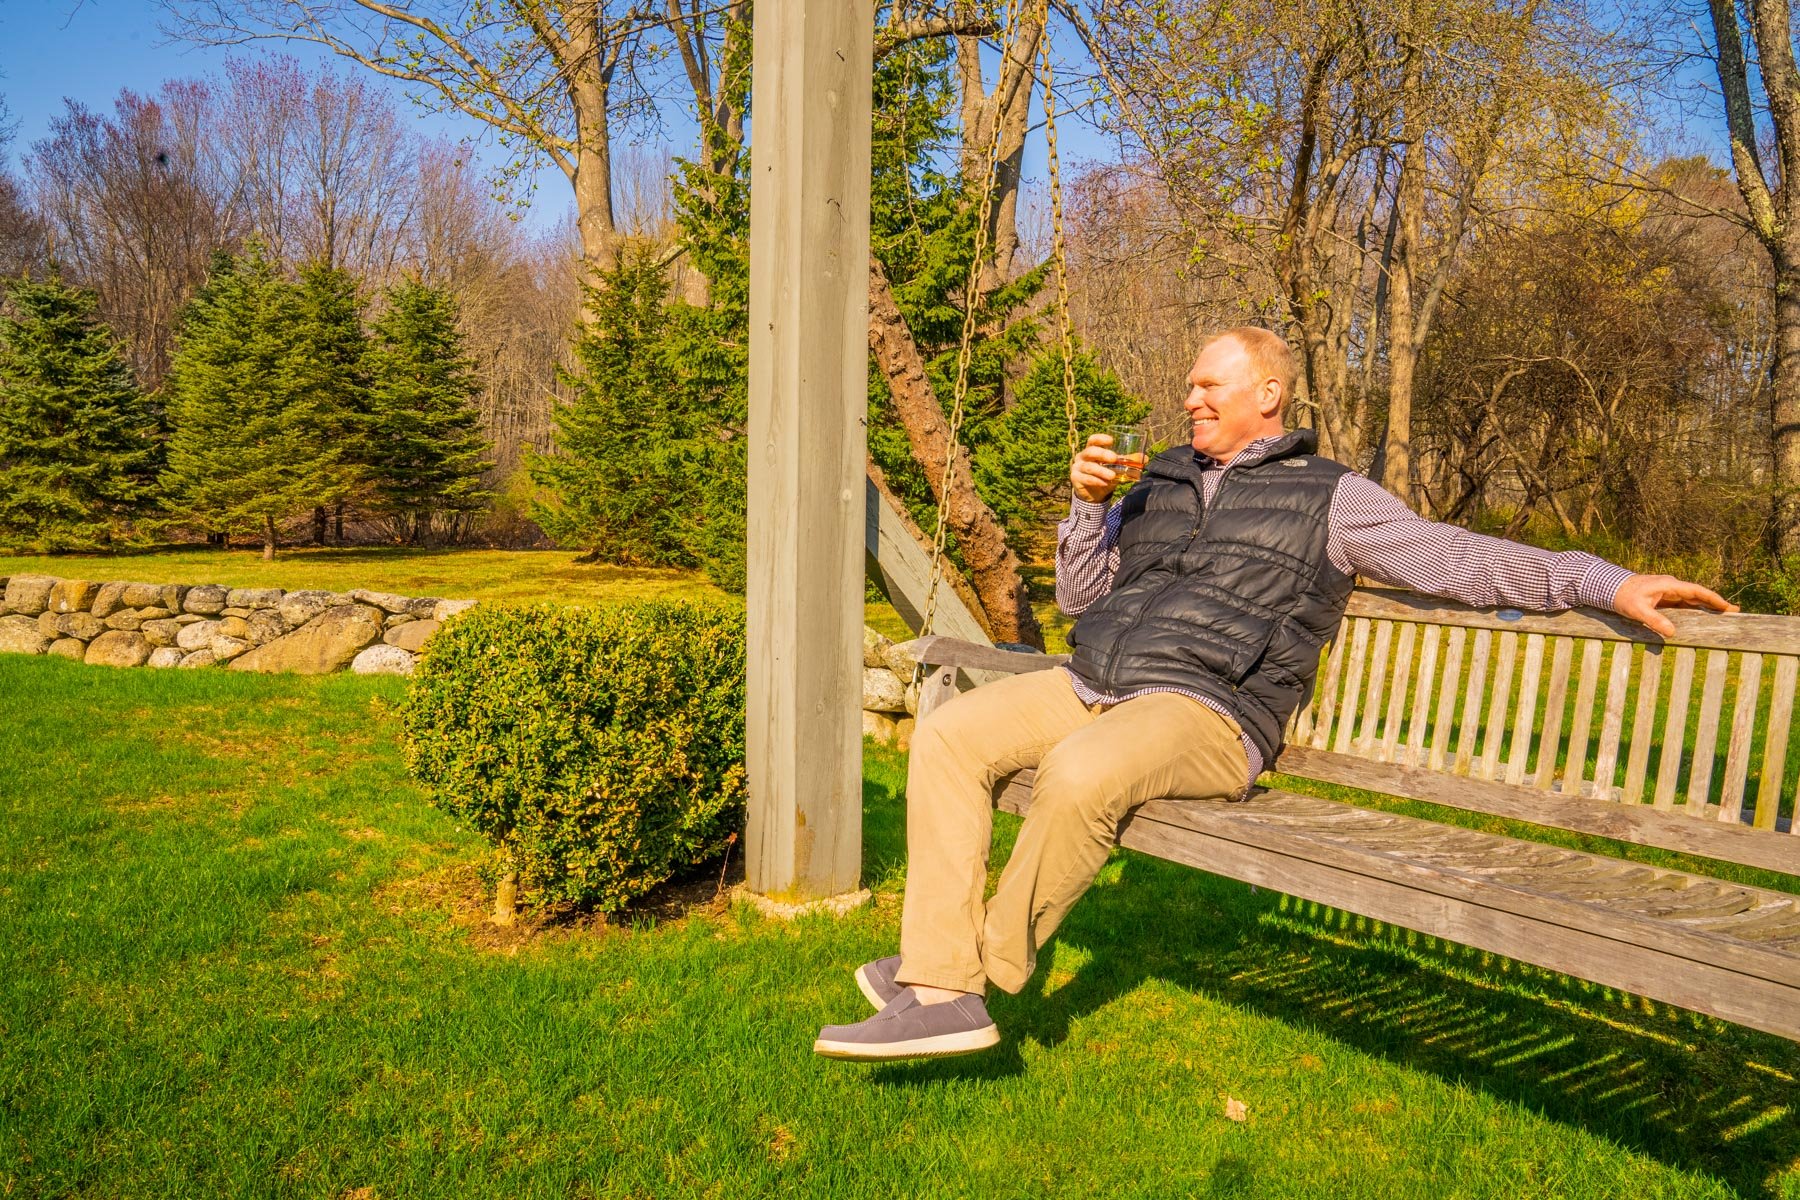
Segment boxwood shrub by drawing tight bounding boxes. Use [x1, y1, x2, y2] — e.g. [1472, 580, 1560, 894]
[400, 600, 747, 914]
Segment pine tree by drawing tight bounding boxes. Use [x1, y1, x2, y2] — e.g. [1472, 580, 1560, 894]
[290, 261, 372, 543]
[160, 244, 347, 560]
[973, 349, 1149, 541]
[0, 275, 158, 550]
[529, 252, 705, 569]
[365, 278, 493, 543]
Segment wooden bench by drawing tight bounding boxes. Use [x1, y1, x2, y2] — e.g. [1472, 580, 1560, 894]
[902, 588, 1800, 1042]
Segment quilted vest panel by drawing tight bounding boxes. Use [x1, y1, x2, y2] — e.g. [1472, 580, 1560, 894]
[1066, 429, 1354, 764]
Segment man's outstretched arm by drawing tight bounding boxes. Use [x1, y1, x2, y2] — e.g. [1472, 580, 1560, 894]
[1331, 475, 1737, 635]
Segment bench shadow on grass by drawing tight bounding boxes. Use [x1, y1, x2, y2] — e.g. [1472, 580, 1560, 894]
[861, 779, 1799, 1196]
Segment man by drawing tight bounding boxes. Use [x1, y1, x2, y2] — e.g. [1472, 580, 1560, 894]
[814, 327, 1735, 1062]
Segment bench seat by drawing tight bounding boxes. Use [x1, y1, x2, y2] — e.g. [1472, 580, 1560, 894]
[994, 771, 1800, 1041]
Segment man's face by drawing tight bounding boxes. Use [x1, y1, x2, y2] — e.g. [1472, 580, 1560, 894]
[1184, 337, 1278, 462]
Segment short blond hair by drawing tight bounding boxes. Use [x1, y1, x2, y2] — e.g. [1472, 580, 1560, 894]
[1206, 326, 1297, 407]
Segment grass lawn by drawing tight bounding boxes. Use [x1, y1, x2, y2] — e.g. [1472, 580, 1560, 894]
[2, 653, 1796, 1198]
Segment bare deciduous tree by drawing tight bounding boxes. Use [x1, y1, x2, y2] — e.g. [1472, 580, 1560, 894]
[219, 56, 418, 277]
[164, 0, 662, 280]
[30, 83, 245, 390]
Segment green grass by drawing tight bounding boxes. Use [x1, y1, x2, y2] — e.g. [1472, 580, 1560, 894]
[2, 654, 1797, 1198]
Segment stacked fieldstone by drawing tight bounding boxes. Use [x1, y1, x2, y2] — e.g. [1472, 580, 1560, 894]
[0, 573, 477, 676]
[861, 626, 923, 750]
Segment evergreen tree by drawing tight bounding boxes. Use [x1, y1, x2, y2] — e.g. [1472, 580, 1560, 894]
[290, 261, 372, 543]
[529, 252, 706, 569]
[160, 244, 346, 560]
[0, 275, 158, 550]
[973, 349, 1149, 541]
[366, 277, 493, 542]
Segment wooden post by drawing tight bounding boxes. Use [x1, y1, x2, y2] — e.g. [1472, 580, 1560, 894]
[745, 0, 875, 901]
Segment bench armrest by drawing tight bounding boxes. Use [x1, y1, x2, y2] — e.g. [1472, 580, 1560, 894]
[897, 636, 1070, 675]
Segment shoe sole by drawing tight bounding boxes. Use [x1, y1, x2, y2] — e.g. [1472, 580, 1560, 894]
[813, 1024, 1001, 1062]
[855, 963, 897, 1012]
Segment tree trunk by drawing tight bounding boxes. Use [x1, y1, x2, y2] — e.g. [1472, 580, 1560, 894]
[333, 502, 345, 544]
[867, 256, 1042, 647]
[866, 458, 994, 638]
[1774, 251, 1800, 553]
[957, 21, 1042, 289]
[493, 868, 517, 925]
[263, 513, 277, 561]
[311, 505, 327, 546]
[1708, 0, 1800, 553]
[1382, 51, 1427, 500]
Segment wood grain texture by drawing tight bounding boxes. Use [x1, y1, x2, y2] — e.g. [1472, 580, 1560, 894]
[1455, 628, 1494, 775]
[1381, 623, 1417, 763]
[1405, 625, 1441, 768]
[1534, 637, 1574, 790]
[1357, 621, 1394, 754]
[744, 0, 875, 899]
[1333, 619, 1372, 755]
[1506, 634, 1546, 786]
[1562, 640, 1604, 798]
[1429, 627, 1467, 771]
[1308, 632, 1349, 750]
[1755, 656, 1797, 831]
[1271, 747, 1800, 877]
[998, 782, 1800, 1038]
[1590, 642, 1634, 800]
[1623, 645, 1663, 804]
[865, 479, 992, 646]
[901, 636, 1065, 674]
[1720, 653, 1764, 825]
[914, 666, 960, 719]
[1345, 588, 1800, 655]
[1479, 631, 1519, 781]
[1688, 650, 1730, 812]
[1653, 647, 1696, 810]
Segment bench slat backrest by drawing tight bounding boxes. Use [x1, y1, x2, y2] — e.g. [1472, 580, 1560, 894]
[1283, 590, 1800, 874]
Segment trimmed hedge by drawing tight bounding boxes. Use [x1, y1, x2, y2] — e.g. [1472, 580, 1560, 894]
[400, 601, 746, 913]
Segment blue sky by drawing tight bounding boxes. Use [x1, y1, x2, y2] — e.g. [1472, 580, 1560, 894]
[1, 1, 1121, 238]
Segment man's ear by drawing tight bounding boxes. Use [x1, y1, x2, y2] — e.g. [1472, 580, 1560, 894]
[1258, 378, 1283, 418]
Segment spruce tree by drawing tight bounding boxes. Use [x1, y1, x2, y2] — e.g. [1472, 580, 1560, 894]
[290, 261, 372, 543]
[365, 278, 493, 543]
[529, 252, 705, 568]
[0, 275, 158, 550]
[161, 244, 346, 560]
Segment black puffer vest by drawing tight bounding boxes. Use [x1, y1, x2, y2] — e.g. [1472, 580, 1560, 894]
[1066, 429, 1354, 764]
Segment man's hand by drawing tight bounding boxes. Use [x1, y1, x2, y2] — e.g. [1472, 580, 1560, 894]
[1612, 574, 1738, 638]
[1071, 433, 1126, 504]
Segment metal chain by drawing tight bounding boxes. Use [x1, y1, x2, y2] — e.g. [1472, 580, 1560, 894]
[913, 0, 1028, 668]
[1037, 2, 1080, 457]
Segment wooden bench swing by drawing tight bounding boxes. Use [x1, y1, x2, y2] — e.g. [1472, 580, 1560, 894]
[902, 593, 1800, 1043]
[749, 0, 1796, 1045]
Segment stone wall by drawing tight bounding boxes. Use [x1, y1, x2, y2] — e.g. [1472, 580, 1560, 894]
[1, 574, 936, 736]
[862, 626, 924, 750]
[0, 573, 476, 676]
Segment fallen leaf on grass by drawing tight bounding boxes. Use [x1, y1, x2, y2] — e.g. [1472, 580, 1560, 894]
[1224, 1097, 1249, 1123]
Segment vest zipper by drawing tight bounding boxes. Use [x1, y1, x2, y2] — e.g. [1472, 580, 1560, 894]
[1100, 454, 1244, 695]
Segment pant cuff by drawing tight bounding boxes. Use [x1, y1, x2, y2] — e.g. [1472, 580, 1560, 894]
[982, 960, 1031, 995]
[894, 966, 987, 993]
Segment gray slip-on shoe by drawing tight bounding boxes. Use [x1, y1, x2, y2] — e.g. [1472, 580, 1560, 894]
[814, 988, 1000, 1061]
[855, 955, 903, 1011]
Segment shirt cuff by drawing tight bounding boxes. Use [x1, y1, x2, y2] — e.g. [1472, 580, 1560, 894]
[1576, 561, 1636, 611]
[1068, 496, 1111, 527]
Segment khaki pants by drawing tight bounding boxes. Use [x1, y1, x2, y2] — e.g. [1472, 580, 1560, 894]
[896, 668, 1249, 995]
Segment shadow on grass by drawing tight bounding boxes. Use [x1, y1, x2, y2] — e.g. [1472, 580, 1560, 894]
[858, 764, 1799, 1196]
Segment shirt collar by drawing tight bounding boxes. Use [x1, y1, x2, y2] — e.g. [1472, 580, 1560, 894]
[1200, 435, 1287, 470]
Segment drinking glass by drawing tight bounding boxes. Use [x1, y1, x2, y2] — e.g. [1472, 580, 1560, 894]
[1108, 423, 1148, 485]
